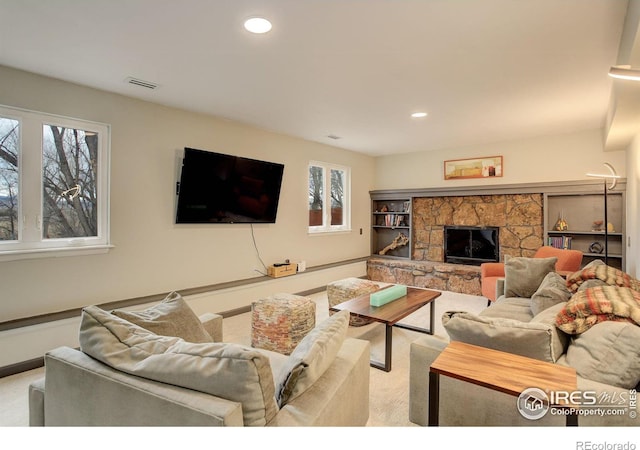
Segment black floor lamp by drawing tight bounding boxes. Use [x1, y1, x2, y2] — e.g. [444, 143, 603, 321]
[586, 163, 620, 266]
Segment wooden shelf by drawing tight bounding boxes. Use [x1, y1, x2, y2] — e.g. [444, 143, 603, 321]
[544, 191, 625, 270]
[371, 197, 412, 260]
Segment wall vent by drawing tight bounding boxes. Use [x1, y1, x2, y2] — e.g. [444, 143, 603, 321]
[125, 77, 159, 90]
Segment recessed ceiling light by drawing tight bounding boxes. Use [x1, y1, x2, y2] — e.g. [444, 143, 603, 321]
[411, 112, 428, 118]
[244, 17, 272, 34]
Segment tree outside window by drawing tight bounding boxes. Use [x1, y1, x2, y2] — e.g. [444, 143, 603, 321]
[0, 117, 19, 241]
[0, 105, 110, 260]
[308, 161, 350, 232]
[42, 125, 98, 239]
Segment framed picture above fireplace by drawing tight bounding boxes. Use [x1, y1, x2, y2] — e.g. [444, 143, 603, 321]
[444, 156, 503, 180]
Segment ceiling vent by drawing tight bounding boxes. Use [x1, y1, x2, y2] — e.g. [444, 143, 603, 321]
[125, 77, 159, 90]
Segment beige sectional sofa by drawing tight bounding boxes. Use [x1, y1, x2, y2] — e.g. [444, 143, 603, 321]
[410, 258, 640, 426]
[29, 293, 370, 426]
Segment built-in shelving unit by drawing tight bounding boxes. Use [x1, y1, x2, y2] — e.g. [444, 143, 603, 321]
[544, 190, 625, 270]
[371, 196, 412, 259]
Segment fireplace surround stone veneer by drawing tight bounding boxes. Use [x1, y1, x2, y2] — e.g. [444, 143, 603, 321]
[367, 193, 544, 296]
[412, 194, 544, 262]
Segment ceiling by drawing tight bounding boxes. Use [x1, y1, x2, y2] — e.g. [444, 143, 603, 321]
[0, 0, 631, 156]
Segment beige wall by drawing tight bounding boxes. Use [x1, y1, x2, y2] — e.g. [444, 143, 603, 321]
[0, 65, 375, 322]
[374, 129, 627, 190]
[625, 135, 640, 278]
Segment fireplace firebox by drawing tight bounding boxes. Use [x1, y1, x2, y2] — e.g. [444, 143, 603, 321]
[444, 226, 499, 265]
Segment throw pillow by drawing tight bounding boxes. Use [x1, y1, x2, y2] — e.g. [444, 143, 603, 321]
[79, 305, 278, 426]
[442, 307, 565, 363]
[530, 271, 572, 316]
[275, 310, 349, 407]
[503, 256, 557, 298]
[565, 321, 640, 389]
[111, 291, 213, 343]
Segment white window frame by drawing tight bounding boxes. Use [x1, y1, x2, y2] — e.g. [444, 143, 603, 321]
[0, 105, 111, 262]
[308, 160, 351, 234]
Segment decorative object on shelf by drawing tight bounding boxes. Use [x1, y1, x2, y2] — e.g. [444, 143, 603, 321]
[607, 223, 615, 233]
[379, 232, 409, 255]
[379, 204, 388, 213]
[591, 220, 604, 231]
[588, 242, 604, 254]
[554, 210, 568, 231]
[444, 156, 503, 180]
[586, 162, 621, 265]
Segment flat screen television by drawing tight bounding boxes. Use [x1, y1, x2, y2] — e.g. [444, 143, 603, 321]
[175, 147, 285, 224]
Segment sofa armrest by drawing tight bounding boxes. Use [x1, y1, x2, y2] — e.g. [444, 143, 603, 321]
[28, 377, 45, 426]
[495, 277, 505, 298]
[199, 313, 223, 342]
[480, 262, 505, 278]
[37, 347, 243, 426]
[409, 334, 449, 426]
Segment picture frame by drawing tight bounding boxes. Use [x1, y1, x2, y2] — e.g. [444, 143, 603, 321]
[444, 156, 503, 180]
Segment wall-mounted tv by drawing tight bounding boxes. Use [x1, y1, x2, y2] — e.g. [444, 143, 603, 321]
[175, 147, 285, 224]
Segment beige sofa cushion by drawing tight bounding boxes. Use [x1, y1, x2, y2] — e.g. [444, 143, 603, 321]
[443, 302, 567, 363]
[504, 256, 557, 298]
[79, 305, 278, 426]
[111, 291, 213, 343]
[530, 272, 572, 316]
[275, 310, 349, 407]
[481, 297, 533, 322]
[565, 321, 640, 389]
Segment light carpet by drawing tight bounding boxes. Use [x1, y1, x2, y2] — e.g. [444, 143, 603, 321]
[0, 289, 487, 427]
[223, 288, 488, 427]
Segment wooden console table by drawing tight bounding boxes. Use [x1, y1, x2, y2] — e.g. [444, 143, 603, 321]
[429, 341, 578, 426]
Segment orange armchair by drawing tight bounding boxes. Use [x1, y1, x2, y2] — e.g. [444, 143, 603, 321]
[480, 246, 583, 302]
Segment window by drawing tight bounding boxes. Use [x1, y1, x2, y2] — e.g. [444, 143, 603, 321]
[0, 105, 110, 261]
[308, 161, 350, 233]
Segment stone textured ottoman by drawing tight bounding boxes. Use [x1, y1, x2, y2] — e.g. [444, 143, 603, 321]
[251, 293, 316, 355]
[327, 277, 381, 327]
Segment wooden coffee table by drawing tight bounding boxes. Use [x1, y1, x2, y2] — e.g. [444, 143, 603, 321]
[429, 341, 579, 426]
[330, 286, 441, 372]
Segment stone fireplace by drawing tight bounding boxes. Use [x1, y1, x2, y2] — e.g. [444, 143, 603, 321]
[367, 193, 544, 296]
[412, 194, 544, 262]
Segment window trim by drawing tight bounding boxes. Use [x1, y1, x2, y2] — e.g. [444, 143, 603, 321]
[0, 104, 112, 261]
[308, 160, 351, 234]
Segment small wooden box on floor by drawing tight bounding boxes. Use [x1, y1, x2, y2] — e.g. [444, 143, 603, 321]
[267, 264, 297, 278]
[251, 293, 316, 355]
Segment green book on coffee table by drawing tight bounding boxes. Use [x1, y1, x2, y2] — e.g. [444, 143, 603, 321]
[370, 284, 407, 307]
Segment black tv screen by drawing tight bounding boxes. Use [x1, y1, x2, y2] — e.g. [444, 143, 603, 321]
[175, 148, 284, 224]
